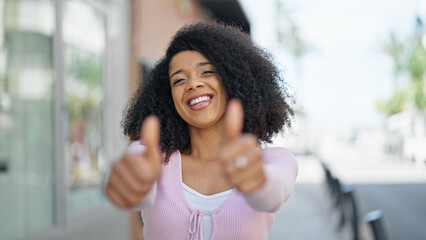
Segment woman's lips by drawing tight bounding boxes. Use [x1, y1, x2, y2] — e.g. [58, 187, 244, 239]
[187, 95, 213, 111]
[187, 94, 213, 105]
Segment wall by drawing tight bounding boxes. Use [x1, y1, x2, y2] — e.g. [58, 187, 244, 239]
[129, 0, 207, 94]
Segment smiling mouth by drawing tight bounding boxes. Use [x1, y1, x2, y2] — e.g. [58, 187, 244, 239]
[187, 95, 213, 106]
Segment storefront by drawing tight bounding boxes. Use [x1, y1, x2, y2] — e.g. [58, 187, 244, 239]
[0, 0, 130, 239]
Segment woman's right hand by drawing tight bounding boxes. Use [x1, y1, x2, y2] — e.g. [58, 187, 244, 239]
[105, 116, 161, 209]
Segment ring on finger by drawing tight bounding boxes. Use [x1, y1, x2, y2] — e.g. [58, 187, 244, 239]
[234, 155, 248, 169]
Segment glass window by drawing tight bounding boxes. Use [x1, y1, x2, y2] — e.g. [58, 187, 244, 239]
[63, 0, 107, 215]
[0, 0, 55, 239]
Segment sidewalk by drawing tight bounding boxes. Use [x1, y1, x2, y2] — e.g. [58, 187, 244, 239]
[268, 151, 426, 240]
[269, 155, 340, 240]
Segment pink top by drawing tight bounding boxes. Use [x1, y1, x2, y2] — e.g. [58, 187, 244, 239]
[127, 141, 298, 240]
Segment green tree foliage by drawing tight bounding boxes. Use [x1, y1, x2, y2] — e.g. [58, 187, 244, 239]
[378, 17, 426, 115]
[376, 89, 407, 115]
[382, 31, 406, 88]
[67, 48, 103, 122]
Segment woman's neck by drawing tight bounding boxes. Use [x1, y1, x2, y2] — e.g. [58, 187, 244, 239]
[185, 122, 225, 162]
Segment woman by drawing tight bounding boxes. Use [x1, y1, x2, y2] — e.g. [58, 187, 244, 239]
[105, 22, 298, 240]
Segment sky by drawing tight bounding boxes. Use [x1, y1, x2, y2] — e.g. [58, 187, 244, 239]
[240, 0, 422, 131]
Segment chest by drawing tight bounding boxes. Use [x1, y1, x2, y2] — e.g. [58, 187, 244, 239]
[181, 155, 232, 195]
[140, 152, 273, 240]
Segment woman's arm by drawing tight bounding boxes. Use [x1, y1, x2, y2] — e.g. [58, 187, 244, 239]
[243, 147, 298, 212]
[217, 100, 298, 212]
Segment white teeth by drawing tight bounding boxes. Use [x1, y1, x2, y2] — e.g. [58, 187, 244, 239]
[189, 96, 211, 106]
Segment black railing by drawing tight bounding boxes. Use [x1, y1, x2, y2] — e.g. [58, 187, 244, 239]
[321, 161, 387, 240]
[364, 209, 388, 240]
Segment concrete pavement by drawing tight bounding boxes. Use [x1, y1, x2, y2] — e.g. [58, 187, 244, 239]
[268, 152, 426, 240]
[269, 155, 340, 240]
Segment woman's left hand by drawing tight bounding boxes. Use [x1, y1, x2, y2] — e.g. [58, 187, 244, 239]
[217, 99, 266, 194]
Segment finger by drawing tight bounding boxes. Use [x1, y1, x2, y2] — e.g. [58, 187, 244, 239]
[218, 134, 258, 164]
[109, 172, 144, 206]
[140, 115, 161, 161]
[224, 99, 244, 142]
[225, 147, 262, 181]
[124, 154, 160, 184]
[107, 174, 133, 207]
[229, 152, 265, 194]
[237, 175, 266, 194]
[105, 186, 130, 209]
[117, 158, 152, 193]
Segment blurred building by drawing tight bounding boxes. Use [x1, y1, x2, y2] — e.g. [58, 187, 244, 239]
[0, 0, 249, 240]
[0, 0, 131, 239]
[386, 110, 426, 168]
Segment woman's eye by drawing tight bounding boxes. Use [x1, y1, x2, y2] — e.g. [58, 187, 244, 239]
[173, 78, 184, 85]
[202, 70, 215, 75]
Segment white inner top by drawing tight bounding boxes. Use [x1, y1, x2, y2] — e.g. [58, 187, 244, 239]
[183, 184, 232, 240]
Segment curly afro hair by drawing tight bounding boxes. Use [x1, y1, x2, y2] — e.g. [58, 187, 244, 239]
[122, 21, 294, 163]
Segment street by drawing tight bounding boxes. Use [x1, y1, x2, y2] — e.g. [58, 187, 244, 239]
[268, 154, 426, 240]
[355, 183, 426, 240]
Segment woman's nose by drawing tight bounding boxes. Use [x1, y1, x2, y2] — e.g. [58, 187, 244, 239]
[185, 77, 204, 91]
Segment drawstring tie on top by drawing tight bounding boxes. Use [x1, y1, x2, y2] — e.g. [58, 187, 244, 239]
[189, 209, 204, 240]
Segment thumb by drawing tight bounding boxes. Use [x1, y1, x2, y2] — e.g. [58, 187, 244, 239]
[141, 115, 161, 160]
[224, 99, 244, 142]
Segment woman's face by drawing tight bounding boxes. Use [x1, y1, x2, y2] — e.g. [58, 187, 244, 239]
[169, 50, 227, 129]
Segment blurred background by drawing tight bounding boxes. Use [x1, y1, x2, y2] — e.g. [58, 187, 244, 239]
[0, 0, 425, 240]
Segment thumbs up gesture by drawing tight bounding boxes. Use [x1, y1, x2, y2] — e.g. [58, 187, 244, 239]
[105, 116, 162, 209]
[217, 99, 266, 194]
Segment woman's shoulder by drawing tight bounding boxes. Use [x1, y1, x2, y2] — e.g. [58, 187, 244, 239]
[262, 146, 293, 156]
[261, 147, 297, 164]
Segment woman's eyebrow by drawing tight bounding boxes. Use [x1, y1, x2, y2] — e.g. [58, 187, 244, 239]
[170, 69, 183, 78]
[170, 62, 212, 78]
[198, 62, 211, 66]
